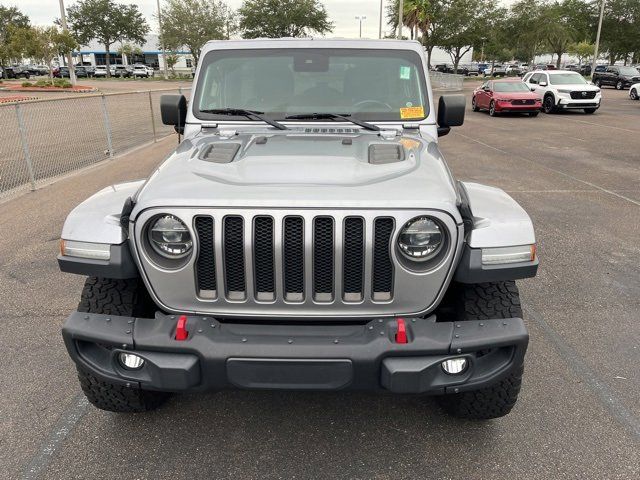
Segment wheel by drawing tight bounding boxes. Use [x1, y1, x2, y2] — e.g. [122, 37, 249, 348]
[489, 100, 497, 116]
[615, 81, 623, 90]
[529, 111, 539, 117]
[593, 79, 601, 87]
[630, 88, 639, 100]
[584, 108, 597, 114]
[76, 277, 169, 413]
[471, 96, 479, 112]
[436, 281, 524, 420]
[543, 95, 556, 114]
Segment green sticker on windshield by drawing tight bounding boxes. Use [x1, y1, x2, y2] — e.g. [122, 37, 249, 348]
[400, 66, 411, 80]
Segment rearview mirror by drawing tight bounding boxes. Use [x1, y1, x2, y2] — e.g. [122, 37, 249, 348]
[437, 95, 465, 137]
[161, 94, 187, 134]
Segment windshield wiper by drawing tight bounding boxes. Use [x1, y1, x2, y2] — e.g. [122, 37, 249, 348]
[284, 113, 380, 132]
[200, 108, 288, 130]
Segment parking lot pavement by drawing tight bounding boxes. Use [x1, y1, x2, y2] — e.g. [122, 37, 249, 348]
[1, 88, 638, 479]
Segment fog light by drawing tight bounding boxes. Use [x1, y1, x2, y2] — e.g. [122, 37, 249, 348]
[441, 358, 468, 375]
[119, 352, 145, 370]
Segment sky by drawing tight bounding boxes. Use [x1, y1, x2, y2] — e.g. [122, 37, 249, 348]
[9, 0, 517, 39]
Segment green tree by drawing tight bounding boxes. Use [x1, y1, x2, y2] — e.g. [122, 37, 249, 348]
[568, 40, 595, 64]
[67, 0, 148, 76]
[0, 5, 30, 65]
[238, 0, 333, 38]
[600, 0, 640, 64]
[502, 0, 546, 64]
[159, 0, 228, 65]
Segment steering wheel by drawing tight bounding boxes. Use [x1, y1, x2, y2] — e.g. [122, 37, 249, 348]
[352, 100, 394, 111]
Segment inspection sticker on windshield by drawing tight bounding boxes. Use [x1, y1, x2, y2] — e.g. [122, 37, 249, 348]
[400, 106, 424, 119]
[399, 66, 411, 80]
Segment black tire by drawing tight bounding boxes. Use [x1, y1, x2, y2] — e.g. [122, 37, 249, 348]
[529, 111, 539, 117]
[76, 277, 169, 413]
[593, 79, 601, 88]
[584, 108, 597, 114]
[437, 281, 524, 420]
[543, 94, 556, 114]
[471, 96, 479, 112]
[630, 88, 639, 100]
[615, 80, 623, 90]
[489, 100, 497, 116]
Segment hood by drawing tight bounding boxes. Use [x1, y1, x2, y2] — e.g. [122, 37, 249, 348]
[133, 129, 460, 216]
[494, 91, 540, 99]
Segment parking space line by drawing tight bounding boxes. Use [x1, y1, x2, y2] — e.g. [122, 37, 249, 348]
[22, 394, 90, 480]
[525, 306, 640, 441]
[453, 131, 640, 207]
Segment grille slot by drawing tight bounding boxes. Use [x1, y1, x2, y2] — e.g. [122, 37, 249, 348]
[283, 217, 304, 301]
[223, 216, 246, 300]
[194, 216, 216, 299]
[343, 217, 364, 301]
[570, 91, 597, 100]
[313, 217, 334, 301]
[254, 216, 275, 301]
[372, 218, 394, 301]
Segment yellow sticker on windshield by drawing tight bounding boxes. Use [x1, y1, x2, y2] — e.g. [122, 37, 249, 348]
[400, 106, 425, 119]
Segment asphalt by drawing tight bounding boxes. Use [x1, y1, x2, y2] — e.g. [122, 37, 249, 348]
[0, 86, 638, 479]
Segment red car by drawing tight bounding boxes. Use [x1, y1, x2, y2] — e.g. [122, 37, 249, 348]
[472, 79, 542, 117]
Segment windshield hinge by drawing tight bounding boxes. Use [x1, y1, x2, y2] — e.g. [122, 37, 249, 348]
[402, 123, 420, 130]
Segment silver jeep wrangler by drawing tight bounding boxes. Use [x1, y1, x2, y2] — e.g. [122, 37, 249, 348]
[59, 39, 537, 419]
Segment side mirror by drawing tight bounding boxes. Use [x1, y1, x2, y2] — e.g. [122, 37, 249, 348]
[437, 94, 465, 137]
[539, 81, 548, 87]
[530, 87, 536, 91]
[160, 94, 187, 134]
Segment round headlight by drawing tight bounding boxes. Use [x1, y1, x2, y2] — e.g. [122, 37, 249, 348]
[398, 216, 444, 261]
[148, 215, 192, 258]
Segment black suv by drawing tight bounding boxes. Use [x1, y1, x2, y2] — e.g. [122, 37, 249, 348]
[2, 66, 31, 79]
[592, 65, 640, 90]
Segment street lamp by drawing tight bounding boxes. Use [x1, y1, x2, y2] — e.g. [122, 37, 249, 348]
[591, 0, 605, 79]
[355, 15, 367, 38]
[480, 37, 487, 63]
[58, 0, 76, 86]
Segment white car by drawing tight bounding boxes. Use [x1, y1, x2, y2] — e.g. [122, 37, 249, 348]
[132, 64, 151, 78]
[93, 65, 108, 77]
[630, 83, 639, 100]
[523, 70, 601, 114]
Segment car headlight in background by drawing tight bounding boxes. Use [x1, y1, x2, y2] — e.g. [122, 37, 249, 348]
[148, 214, 192, 258]
[398, 216, 444, 262]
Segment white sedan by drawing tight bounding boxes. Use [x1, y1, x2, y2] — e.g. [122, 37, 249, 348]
[630, 83, 639, 100]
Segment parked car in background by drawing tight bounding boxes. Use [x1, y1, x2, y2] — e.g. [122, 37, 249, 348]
[93, 65, 108, 77]
[54, 66, 89, 78]
[472, 79, 542, 116]
[592, 65, 640, 90]
[505, 64, 523, 76]
[565, 64, 580, 72]
[433, 63, 453, 73]
[25, 64, 49, 76]
[132, 64, 153, 78]
[484, 64, 506, 77]
[477, 63, 489, 75]
[523, 70, 601, 114]
[630, 82, 639, 100]
[579, 64, 592, 76]
[2, 65, 30, 79]
[110, 65, 132, 78]
[145, 65, 154, 77]
[593, 65, 607, 75]
[465, 64, 480, 76]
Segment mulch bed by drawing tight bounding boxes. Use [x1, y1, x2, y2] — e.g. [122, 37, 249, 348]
[0, 84, 97, 93]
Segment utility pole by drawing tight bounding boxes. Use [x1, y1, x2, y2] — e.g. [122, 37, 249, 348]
[378, 0, 383, 39]
[58, 0, 76, 86]
[397, 0, 403, 39]
[480, 37, 486, 62]
[355, 16, 367, 38]
[157, 0, 169, 80]
[591, 0, 605, 79]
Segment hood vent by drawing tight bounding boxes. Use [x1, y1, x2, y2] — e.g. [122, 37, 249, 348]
[304, 127, 358, 134]
[199, 143, 241, 163]
[368, 144, 405, 164]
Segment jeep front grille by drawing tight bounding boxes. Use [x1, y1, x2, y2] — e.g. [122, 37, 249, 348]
[135, 208, 459, 318]
[194, 214, 395, 303]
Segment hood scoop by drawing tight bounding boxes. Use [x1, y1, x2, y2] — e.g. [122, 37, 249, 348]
[368, 144, 405, 164]
[199, 143, 241, 163]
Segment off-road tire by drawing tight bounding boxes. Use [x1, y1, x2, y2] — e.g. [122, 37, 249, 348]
[437, 281, 524, 420]
[76, 277, 169, 413]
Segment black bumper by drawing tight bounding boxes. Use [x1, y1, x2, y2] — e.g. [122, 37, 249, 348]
[62, 312, 528, 395]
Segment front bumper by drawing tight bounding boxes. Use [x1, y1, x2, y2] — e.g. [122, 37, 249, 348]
[495, 101, 541, 112]
[557, 97, 601, 109]
[62, 312, 528, 394]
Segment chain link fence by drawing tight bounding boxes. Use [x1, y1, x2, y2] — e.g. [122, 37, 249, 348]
[0, 87, 191, 202]
[429, 72, 465, 91]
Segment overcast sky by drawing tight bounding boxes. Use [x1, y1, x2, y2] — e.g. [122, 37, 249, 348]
[9, 0, 516, 39]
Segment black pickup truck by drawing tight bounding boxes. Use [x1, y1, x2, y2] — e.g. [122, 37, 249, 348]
[592, 65, 640, 90]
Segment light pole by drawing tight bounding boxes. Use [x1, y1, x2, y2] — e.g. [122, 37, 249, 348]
[591, 0, 605, 79]
[58, 0, 76, 86]
[480, 37, 486, 63]
[398, 0, 404, 39]
[378, 0, 383, 39]
[156, 0, 169, 80]
[355, 15, 367, 38]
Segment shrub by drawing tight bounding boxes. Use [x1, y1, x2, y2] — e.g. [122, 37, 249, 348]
[21, 81, 33, 87]
[61, 81, 72, 88]
[35, 79, 49, 87]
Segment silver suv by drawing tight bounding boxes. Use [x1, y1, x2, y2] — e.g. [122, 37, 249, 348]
[58, 39, 537, 420]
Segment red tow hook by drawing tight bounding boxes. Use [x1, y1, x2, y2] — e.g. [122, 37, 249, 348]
[395, 318, 408, 344]
[175, 315, 189, 341]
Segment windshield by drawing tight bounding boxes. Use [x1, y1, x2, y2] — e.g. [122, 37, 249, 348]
[493, 82, 530, 92]
[193, 48, 428, 122]
[549, 73, 587, 85]
[618, 67, 639, 76]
